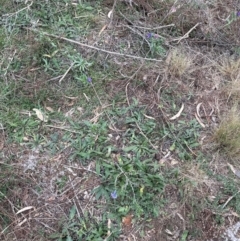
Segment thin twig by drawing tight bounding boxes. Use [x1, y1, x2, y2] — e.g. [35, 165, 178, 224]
[59, 62, 75, 84]
[25, 28, 163, 63]
[38, 221, 56, 232]
[131, 23, 175, 30]
[171, 23, 200, 44]
[47, 75, 63, 81]
[222, 190, 240, 209]
[3, 1, 33, 18]
[44, 125, 82, 134]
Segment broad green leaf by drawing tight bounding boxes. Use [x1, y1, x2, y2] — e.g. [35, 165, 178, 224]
[96, 161, 100, 175]
[180, 230, 189, 241]
[69, 205, 76, 220]
[169, 142, 175, 151]
[123, 146, 137, 152]
[66, 235, 73, 241]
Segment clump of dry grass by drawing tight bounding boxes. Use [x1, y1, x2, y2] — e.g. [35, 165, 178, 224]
[165, 48, 193, 77]
[217, 56, 240, 80]
[213, 107, 240, 159]
[224, 78, 240, 100]
[217, 56, 240, 99]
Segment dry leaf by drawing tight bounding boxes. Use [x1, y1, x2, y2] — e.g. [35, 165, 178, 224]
[19, 111, 31, 116]
[45, 106, 54, 112]
[16, 206, 35, 214]
[63, 95, 78, 100]
[195, 103, 206, 127]
[165, 229, 174, 235]
[122, 214, 133, 227]
[66, 167, 77, 176]
[23, 137, 29, 141]
[77, 107, 83, 113]
[177, 213, 185, 222]
[207, 195, 216, 202]
[143, 114, 155, 120]
[66, 100, 75, 107]
[17, 218, 27, 227]
[47, 196, 56, 202]
[230, 211, 240, 217]
[228, 163, 236, 174]
[107, 218, 111, 236]
[228, 163, 240, 178]
[195, 113, 205, 128]
[33, 108, 48, 122]
[170, 159, 178, 165]
[169, 103, 184, 120]
[159, 159, 166, 165]
[107, 9, 113, 19]
[196, 103, 202, 118]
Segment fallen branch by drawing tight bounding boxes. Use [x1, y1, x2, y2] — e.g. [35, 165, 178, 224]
[25, 28, 163, 62]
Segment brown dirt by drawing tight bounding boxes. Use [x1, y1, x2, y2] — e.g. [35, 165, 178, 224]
[1, 0, 240, 240]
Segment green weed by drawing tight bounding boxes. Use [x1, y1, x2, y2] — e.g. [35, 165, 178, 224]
[162, 119, 201, 160]
[50, 207, 121, 241]
[148, 35, 166, 57]
[214, 174, 240, 215]
[94, 156, 165, 218]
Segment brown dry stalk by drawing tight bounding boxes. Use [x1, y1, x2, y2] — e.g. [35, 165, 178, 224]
[25, 28, 163, 63]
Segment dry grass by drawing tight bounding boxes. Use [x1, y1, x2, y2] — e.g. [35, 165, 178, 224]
[224, 77, 240, 101]
[217, 56, 240, 80]
[216, 56, 240, 100]
[213, 107, 240, 160]
[165, 48, 193, 77]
